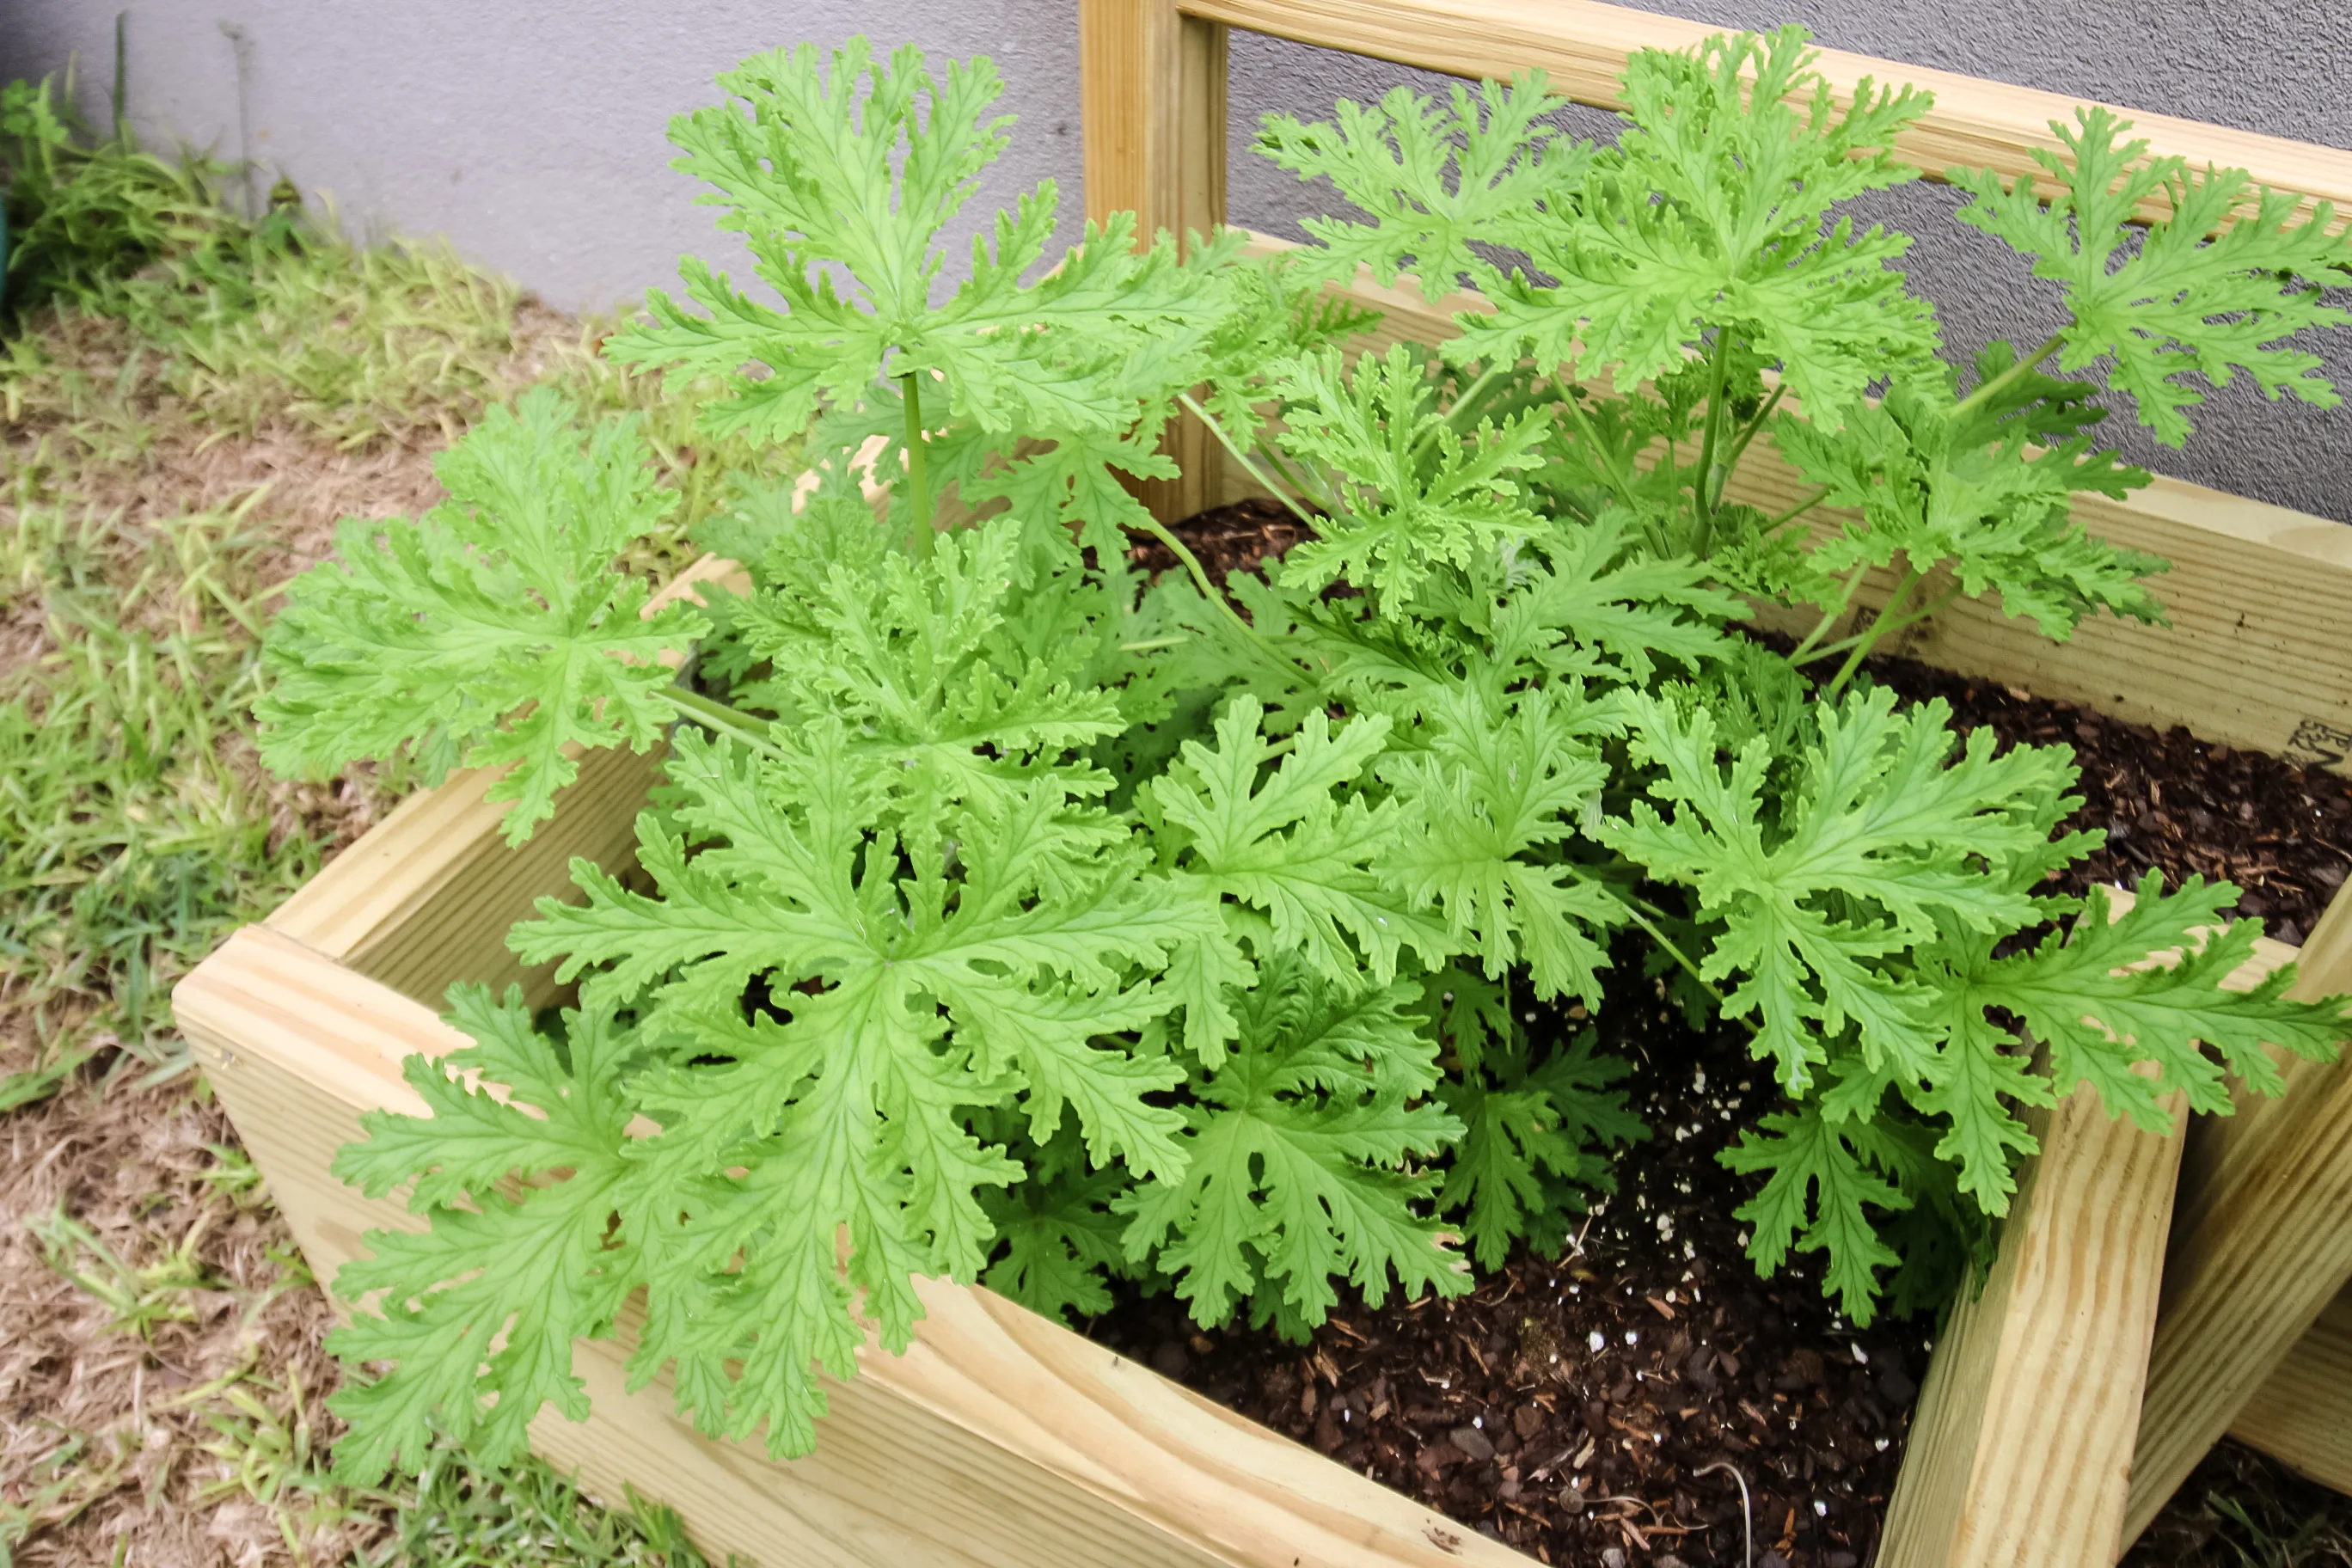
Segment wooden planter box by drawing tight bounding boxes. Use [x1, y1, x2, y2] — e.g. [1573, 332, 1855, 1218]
[175, 3, 2352, 1564]
[172, 555, 2350, 1568]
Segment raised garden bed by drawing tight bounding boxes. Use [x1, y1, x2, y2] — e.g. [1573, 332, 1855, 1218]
[175, 3, 2352, 1566]
[175, 544, 2349, 1568]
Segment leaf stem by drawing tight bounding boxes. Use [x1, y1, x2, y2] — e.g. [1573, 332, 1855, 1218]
[1415, 359, 1506, 462]
[1760, 484, 1834, 537]
[1258, 440, 1333, 514]
[1785, 557, 1875, 664]
[1718, 383, 1787, 486]
[662, 687, 783, 755]
[1815, 575, 1963, 699]
[1953, 332, 2068, 418]
[1177, 392, 1324, 533]
[1131, 511, 1307, 684]
[1559, 388, 1642, 514]
[901, 371, 934, 558]
[1688, 328, 1739, 559]
[1609, 888, 1726, 1007]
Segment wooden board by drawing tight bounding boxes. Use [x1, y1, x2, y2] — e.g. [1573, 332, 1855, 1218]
[1875, 909, 2303, 1565]
[1220, 234, 2352, 775]
[1080, 0, 1229, 522]
[2124, 881, 2352, 1541]
[2231, 1284, 2352, 1496]
[1179, 0, 2352, 227]
[178, 931, 1536, 1568]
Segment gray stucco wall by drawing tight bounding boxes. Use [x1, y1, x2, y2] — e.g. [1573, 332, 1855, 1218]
[5, 1, 2348, 519]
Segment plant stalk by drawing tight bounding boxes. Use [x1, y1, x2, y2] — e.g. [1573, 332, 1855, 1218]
[1178, 392, 1324, 532]
[1815, 585, 1961, 696]
[1559, 388, 1642, 513]
[1952, 332, 2068, 418]
[1609, 890, 1726, 1007]
[1132, 511, 1303, 683]
[1412, 359, 1507, 462]
[1785, 557, 1875, 664]
[663, 687, 784, 755]
[901, 371, 934, 558]
[1687, 328, 1738, 559]
[1718, 383, 1787, 486]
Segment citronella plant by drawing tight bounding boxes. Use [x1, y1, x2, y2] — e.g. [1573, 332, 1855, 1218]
[254, 31, 2352, 1479]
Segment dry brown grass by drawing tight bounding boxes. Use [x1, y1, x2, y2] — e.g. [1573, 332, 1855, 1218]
[0, 256, 609, 1565]
[0, 1063, 387, 1568]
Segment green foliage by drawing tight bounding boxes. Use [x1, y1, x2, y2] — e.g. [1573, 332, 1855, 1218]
[1120, 962, 1468, 1335]
[257, 390, 704, 842]
[1256, 70, 1589, 299]
[1951, 107, 2352, 446]
[2, 74, 229, 322]
[607, 38, 1230, 554]
[253, 30, 2352, 1478]
[1452, 28, 1941, 423]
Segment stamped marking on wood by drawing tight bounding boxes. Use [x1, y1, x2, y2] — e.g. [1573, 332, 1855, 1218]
[2287, 718, 2352, 775]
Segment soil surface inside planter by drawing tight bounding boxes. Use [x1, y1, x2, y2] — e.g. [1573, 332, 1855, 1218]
[1092, 956, 1925, 1567]
[1093, 499, 2352, 1567]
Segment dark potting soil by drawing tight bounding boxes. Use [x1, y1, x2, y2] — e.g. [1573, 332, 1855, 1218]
[1087, 500, 2352, 1566]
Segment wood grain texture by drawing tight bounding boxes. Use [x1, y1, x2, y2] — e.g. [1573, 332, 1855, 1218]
[1081, 0, 1228, 521]
[2231, 1284, 2352, 1496]
[265, 556, 747, 1008]
[1180, 0, 2352, 227]
[1225, 233, 2352, 775]
[176, 922, 1537, 1568]
[2127, 880, 2352, 1541]
[1875, 910, 2305, 1565]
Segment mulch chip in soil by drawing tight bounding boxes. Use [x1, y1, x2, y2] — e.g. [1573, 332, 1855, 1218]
[1081, 503, 2352, 1566]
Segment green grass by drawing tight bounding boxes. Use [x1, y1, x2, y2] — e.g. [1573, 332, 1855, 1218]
[2, 67, 748, 1568]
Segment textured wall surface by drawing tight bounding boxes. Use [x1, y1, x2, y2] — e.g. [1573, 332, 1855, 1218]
[0, 3, 1089, 315]
[4, 0, 2346, 517]
[1224, 2, 2352, 520]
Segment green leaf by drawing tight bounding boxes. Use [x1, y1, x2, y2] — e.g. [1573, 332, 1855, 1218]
[1148, 694, 1452, 991]
[326, 990, 641, 1480]
[1120, 963, 1470, 1328]
[1992, 875, 2351, 1129]
[1719, 1099, 1909, 1323]
[1455, 28, 1940, 422]
[498, 701, 1212, 1455]
[257, 389, 699, 845]
[1268, 342, 1551, 602]
[981, 1124, 1135, 1322]
[1952, 106, 2351, 445]
[608, 40, 1227, 463]
[1437, 1030, 1645, 1268]
[1774, 342, 2166, 640]
[1255, 71, 1590, 300]
[1602, 688, 2070, 1093]
[1380, 683, 1621, 1008]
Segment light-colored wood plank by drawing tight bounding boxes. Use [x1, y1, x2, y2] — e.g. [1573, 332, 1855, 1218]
[1181, 0, 2352, 228]
[1879, 1075, 2185, 1567]
[1081, 0, 1228, 521]
[175, 922, 1536, 1568]
[1876, 906, 2305, 1565]
[1225, 233, 2352, 775]
[2126, 880, 2352, 1542]
[2231, 1284, 2352, 1496]
[266, 555, 747, 1007]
